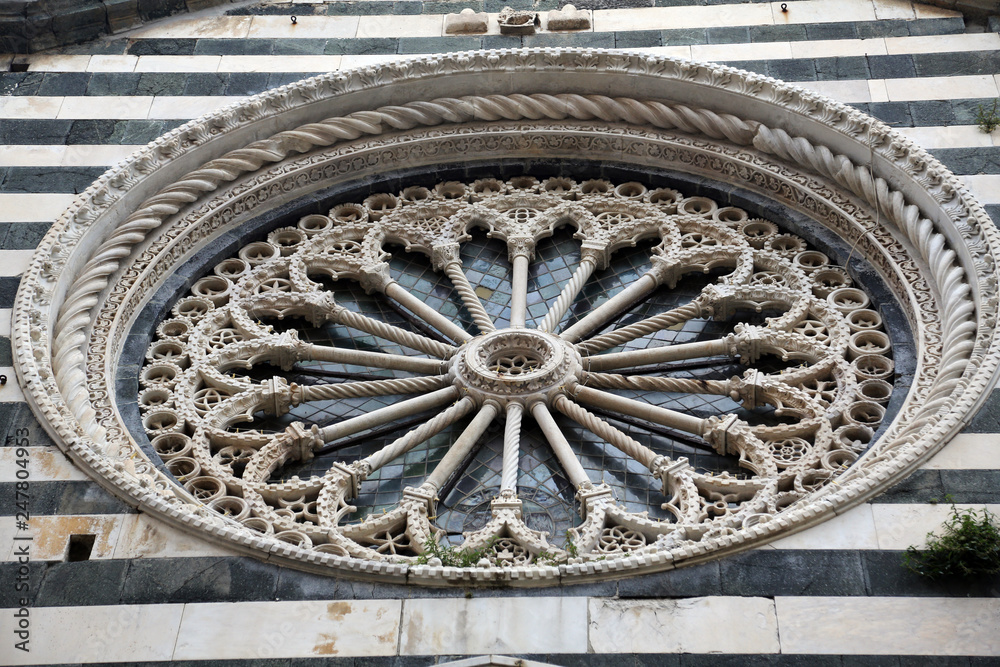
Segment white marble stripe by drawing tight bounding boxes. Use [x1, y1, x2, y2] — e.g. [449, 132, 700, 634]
[0, 145, 141, 167]
[56, 96, 153, 120]
[963, 175, 1000, 204]
[923, 433, 1000, 469]
[898, 125, 997, 149]
[0, 194, 76, 222]
[0, 250, 36, 277]
[217, 54, 343, 72]
[146, 95, 247, 119]
[588, 597, 779, 654]
[873, 502, 1000, 550]
[775, 597, 1000, 656]
[400, 597, 588, 655]
[3, 604, 186, 665]
[0, 372, 26, 402]
[133, 55, 223, 73]
[883, 74, 1000, 102]
[2, 596, 996, 664]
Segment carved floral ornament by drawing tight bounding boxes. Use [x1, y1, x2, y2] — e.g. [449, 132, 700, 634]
[13, 49, 1000, 584]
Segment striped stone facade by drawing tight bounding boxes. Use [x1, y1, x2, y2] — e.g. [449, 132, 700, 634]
[1, 0, 999, 664]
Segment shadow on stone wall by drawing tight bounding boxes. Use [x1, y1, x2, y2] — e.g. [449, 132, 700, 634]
[0, 0, 233, 54]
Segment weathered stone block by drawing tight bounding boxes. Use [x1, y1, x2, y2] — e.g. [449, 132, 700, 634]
[137, 0, 185, 21]
[545, 3, 590, 31]
[498, 5, 538, 34]
[445, 7, 488, 34]
[104, 0, 141, 33]
[49, 2, 106, 45]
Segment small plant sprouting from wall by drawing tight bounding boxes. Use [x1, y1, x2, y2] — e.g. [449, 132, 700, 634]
[415, 537, 496, 568]
[975, 100, 1000, 133]
[903, 505, 1000, 580]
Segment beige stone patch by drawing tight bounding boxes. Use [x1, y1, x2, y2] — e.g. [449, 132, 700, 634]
[0, 447, 89, 483]
[128, 15, 252, 39]
[21, 515, 128, 561]
[112, 513, 234, 559]
[173, 600, 401, 659]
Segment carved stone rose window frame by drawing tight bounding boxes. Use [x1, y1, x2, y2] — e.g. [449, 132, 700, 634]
[13, 49, 1000, 585]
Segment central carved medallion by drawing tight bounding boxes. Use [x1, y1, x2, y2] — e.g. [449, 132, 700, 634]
[455, 329, 580, 403]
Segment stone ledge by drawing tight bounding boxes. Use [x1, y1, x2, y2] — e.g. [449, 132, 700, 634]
[0, 0, 236, 54]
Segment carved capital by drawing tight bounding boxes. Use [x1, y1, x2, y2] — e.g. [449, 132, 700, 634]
[430, 242, 462, 271]
[507, 236, 535, 262]
[358, 263, 392, 294]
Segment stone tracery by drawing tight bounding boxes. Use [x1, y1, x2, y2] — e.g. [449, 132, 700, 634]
[140, 177, 894, 564]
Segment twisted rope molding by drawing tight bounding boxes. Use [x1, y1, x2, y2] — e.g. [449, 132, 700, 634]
[12, 49, 1000, 583]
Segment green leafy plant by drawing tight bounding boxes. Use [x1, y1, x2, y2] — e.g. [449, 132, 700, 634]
[976, 100, 1000, 133]
[415, 536, 496, 568]
[903, 505, 1000, 580]
[565, 532, 580, 559]
[536, 531, 580, 566]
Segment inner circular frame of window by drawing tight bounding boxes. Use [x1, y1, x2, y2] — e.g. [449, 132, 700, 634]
[13, 49, 1000, 585]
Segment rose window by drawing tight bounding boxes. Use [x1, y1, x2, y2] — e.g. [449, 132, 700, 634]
[138, 176, 895, 563]
[16, 51, 997, 584]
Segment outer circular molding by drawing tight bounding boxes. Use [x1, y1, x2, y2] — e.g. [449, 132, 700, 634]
[13, 49, 1000, 585]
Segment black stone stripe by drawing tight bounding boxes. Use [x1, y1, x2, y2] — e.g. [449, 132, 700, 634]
[0, 167, 106, 194]
[0, 403, 55, 448]
[965, 387, 1000, 433]
[0, 119, 183, 146]
[0, 481, 135, 516]
[0, 222, 52, 250]
[2, 549, 996, 610]
[874, 469, 1000, 505]
[0, 276, 20, 308]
